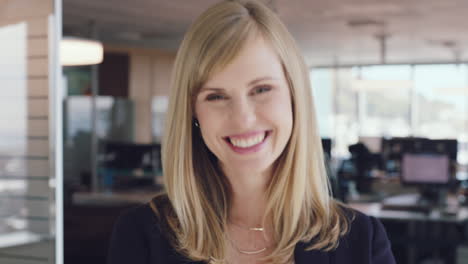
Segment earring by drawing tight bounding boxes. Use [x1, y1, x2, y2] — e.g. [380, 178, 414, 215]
[194, 119, 200, 127]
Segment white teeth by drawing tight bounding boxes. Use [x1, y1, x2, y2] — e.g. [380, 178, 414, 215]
[230, 133, 266, 148]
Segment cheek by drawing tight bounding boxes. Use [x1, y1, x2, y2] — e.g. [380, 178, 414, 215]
[269, 94, 293, 133]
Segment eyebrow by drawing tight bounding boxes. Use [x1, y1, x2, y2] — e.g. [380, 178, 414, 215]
[248, 76, 278, 86]
[200, 76, 278, 93]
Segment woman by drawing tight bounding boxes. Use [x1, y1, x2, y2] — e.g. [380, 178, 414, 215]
[108, 1, 396, 263]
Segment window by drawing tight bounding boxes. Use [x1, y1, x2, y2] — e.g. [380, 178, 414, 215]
[310, 64, 468, 168]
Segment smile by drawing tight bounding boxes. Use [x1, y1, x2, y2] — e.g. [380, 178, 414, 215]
[224, 131, 271, 154]
[230, 133, 265, 148]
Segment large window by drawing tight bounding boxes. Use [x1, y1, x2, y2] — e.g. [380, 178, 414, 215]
[413, 65, 467, 140]
[311, 64, 468, 167]
[357, 65, 412, 137]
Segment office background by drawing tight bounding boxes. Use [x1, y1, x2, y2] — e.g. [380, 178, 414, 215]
[2, 0, 468, 263]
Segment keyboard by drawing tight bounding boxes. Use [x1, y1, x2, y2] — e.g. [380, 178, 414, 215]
[381, 193, 433, 214]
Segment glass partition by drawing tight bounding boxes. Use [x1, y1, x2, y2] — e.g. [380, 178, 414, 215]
[0, 0, 60, 263]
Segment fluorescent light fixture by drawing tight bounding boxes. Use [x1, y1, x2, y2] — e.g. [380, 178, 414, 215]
[351, 79, 413, 91]
[60, 38, 103, 66]
[432, 87, 468, 95]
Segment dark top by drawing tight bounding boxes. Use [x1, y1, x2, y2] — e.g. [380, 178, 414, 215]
[107, 201, 396, 264]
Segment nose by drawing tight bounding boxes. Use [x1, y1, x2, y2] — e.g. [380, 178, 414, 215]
[229, 97, 256, 128]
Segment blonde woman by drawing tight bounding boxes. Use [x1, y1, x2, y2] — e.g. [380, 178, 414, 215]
[108, 1, 395, 263]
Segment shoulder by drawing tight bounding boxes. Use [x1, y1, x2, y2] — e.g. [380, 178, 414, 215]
[341, 205, 378, 238]
[336, 205, 384, 244]
[113, 193, 173, 239]
[113, 203, 161, 234]
[107, 193, 176, 264]
[334, 205, 396, 264]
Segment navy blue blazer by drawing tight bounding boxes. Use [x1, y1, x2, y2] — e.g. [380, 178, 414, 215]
[108, 201, 396, 264]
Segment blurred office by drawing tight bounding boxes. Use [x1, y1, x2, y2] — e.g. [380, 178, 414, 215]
[2, 0, 468, 264]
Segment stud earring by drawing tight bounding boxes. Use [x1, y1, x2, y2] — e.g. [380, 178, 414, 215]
[194, 119, 200, 127]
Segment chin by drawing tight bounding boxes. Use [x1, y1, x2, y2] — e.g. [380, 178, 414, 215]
[228, 158, 274, 175]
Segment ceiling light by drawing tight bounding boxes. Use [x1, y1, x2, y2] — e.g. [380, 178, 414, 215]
[351, 79, 413, 91]
[60, 37, 103, 66]
[432, 87, 468, 95]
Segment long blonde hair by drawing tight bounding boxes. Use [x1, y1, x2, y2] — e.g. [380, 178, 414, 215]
[158, 0, 351, 263]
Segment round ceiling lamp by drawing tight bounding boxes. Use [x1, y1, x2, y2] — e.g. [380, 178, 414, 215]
[60, 37, 103, 66]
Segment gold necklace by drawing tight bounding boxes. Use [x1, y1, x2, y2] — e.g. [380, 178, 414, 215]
[229, 221, 265, 232]
[226, 235, 268, 255]
[227, 222, 268, 255]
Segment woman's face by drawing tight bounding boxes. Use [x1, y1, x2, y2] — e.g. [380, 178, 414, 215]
[194, 35, 293, 175]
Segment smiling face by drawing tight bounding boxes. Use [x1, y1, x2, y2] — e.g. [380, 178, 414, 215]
[194, 35, 293, 176]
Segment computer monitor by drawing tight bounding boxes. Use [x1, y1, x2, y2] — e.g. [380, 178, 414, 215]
[382, 137, 427, 160]
[99, 141, 162, 190]
[382, 137, 457, 177]
[401, 153, 450, 185]
[100, 141, 160, 170]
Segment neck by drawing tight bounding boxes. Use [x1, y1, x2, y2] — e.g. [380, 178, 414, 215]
[222, 165, 272, 227]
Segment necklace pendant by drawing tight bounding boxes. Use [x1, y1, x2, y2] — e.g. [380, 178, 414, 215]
[238, 247, 267, 255]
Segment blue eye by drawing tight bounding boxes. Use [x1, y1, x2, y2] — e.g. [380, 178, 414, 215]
[206, 94, 225, 101]
[254, 85, 272, 94]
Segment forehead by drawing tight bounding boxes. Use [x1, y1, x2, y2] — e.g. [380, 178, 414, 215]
[203, 35, 285, 89]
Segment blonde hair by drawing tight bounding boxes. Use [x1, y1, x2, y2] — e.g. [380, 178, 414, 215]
[157, 0, 352, 263]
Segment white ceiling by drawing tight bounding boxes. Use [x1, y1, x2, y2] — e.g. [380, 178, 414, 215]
[63, 0, 468, 67]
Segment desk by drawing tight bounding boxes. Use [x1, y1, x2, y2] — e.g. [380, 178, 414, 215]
[73, 190, 160, 206]
[349, 202, 468, 223]
[349, 201, 468, 264]
[67, 190, 162, 264]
